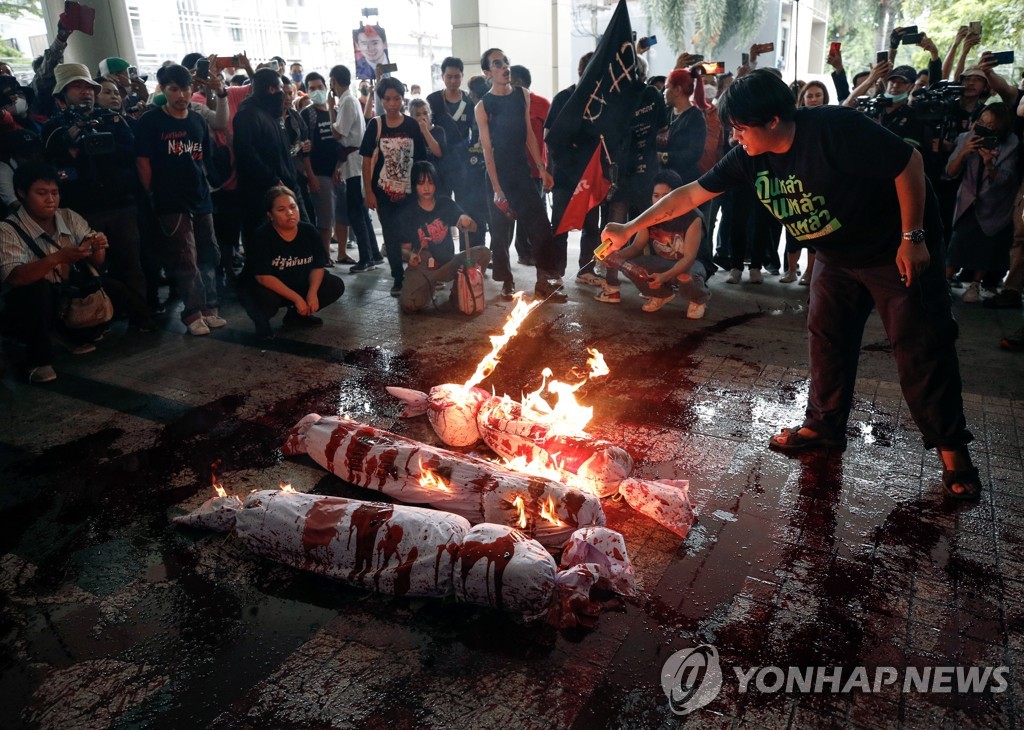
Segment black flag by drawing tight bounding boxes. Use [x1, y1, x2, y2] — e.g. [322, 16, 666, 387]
[545, 0, 641, 155]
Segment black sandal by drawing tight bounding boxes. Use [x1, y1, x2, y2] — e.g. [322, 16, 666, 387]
[768, 427, 847, 452]
[938, 450, 982, 501]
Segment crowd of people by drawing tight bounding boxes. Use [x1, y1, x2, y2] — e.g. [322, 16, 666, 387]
[0, 16, 1021, 402]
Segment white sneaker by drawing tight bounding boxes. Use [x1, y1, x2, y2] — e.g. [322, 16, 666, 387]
[748, 268, 764, 284]
[726, 268, 742, 284]
[642, 292, 676, 312]
[687, 300, 707, 319]
[962, 282, 981, 303]
[187, 318, 211, 336]
[203, 313, 227, 328]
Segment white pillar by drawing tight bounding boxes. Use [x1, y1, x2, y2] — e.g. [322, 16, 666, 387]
[40, 0, 137, 73]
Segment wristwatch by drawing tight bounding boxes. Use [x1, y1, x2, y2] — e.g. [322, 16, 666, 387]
[902, 228, 926, 244]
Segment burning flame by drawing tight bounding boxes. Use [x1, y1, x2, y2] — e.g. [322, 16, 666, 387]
[211, 460, 227, 498]
[462, 294, 541, 390]
[586, 348, 610, 378]
[418, 461, 451, 493]
[539, 496, 564, 526]
[279, 482, 295, 493]
[511, 495, 528, 529]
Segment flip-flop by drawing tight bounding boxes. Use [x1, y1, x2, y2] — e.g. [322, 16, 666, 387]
[768, 427, 847, 452]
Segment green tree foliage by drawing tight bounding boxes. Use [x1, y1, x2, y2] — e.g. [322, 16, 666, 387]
[644, 0, 765, 56]
[899, 0, 1024, 76]
[0, 37, 25, 60]
[0, 0, 42, 19]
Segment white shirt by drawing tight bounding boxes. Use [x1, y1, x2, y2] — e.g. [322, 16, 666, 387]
[333, 90, 365, 181]
[0, 206, 93, 287]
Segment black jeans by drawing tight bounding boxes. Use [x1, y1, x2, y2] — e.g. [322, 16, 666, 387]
[551, 183, 601, 276]
[375, 197, 408, 286]
[238, 271, 345, 329]
[2, 279, 105, 367]
[345, 176, 380, 266]
[487, 173, 557, 283]
[85, 204, 150, 325]
[804, 255, 972, 450]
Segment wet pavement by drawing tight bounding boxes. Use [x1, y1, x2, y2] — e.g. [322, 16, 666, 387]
[1, 237, 1023, 729]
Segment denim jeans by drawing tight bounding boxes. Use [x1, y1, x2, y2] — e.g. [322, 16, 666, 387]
[804, 254, 972, 450]
[157, 212, 219, 323]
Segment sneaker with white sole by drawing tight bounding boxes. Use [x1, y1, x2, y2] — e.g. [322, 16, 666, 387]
[203, 313, 227, 328]
[29, 364, 57, 383]
[687, 300, 707, 319]
[575, 272, 604, 287]
[642, 292, 676, 312]
[594, 285, 621, 304]
[748, 268, 764, 284]
[962, 282, 981, 303]
[187, 318, 211, 336]
[726, 268, 742, 284]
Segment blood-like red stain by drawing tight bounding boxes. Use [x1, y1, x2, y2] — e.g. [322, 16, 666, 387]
[435, 539, 459, 586]
[375, 448, 401, 488]
[393, 546, 419, 596]
[324, 423, 352, 475]
[459, 531, 522, 609]
[373, 522, 405, 590]
[563, 491, 587, 525]
[300, 497, 352, 564]
[343, 426, 378, 482]
[346, 502, 394, 582]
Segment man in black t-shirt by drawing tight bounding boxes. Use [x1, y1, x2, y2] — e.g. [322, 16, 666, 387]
[602, 70, 982, 501]
[135, 64, 223, 336]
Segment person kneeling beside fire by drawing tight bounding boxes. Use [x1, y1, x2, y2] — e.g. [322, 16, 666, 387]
[595, 170, 713, 319]
[399, 161, 491, 313]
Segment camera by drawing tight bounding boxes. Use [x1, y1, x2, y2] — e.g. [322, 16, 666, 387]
[910, 81, 965, 122]
[61, 105, 116, 156]
[854, 94, 893, 118]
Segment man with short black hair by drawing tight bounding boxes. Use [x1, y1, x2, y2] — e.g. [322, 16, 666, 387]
[135, 64, 224, 336]
[603, 69, 982, 501]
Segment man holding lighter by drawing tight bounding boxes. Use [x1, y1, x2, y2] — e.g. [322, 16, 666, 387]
[601, 70, 982, 501]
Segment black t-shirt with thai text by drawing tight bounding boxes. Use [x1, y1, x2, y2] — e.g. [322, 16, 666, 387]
[699, 105, 939, 267]
[245, 221, 326, 293]
[404, 196, 464, 266]
[134, 107, 212, 215]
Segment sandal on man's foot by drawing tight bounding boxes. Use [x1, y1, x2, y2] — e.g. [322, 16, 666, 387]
[942, 466, 982, 501]
[768, 427, 846, 452]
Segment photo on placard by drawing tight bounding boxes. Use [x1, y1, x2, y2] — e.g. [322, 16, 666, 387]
[353, 23, 390, 80]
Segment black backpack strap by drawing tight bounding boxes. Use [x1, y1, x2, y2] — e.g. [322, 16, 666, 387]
[2, 217, 49, 261]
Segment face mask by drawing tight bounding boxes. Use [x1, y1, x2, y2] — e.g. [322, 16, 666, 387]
[309, 89, 328, 106]
[884, 91, 909, 103]
[703, 85, 717, 101]
[291, 72, 303, 83]
[13, 97, 27, 115]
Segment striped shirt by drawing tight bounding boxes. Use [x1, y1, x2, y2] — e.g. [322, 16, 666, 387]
[0, 206, 93, 286]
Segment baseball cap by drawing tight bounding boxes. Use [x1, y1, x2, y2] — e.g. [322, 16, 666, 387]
[885, 65, 917, 84]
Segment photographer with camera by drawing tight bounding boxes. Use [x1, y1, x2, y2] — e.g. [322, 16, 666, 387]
[41, 63, 151, 331]
[944, 103, 1019, 303]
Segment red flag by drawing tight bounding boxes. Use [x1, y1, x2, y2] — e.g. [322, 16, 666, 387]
[555, 144, 609, 235]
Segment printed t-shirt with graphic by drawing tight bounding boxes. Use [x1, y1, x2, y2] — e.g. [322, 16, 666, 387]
[134, 107, 213, 215]
[699, 105, 930, 268]
[647, 210, 702, 260]
[359, 115, 426, 204]
[246, 221, 327, 294]
[405, 196, 464, 266]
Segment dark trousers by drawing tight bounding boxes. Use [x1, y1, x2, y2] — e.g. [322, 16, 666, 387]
[238, 271, 345, 328]
[212, 188, 243, 275]
[487, 173, 557, 283]
[345, 176, 380, 265]
[512, 177, 545, 261]
[728, 187, 766, 271]
[551, 183, 601, 276]
[804, 255, 972, 450]
[375, 197, 408, 286]
[454, 168, 490, 247]
[3, 279, 104, 366]
[157, 211, 219, 323]
[85, 204, 150, 325]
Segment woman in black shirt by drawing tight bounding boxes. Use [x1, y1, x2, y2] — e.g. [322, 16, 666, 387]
[238, 186, 345, 340]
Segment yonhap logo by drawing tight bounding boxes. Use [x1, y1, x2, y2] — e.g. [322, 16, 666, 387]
[661, 644, 723, 715]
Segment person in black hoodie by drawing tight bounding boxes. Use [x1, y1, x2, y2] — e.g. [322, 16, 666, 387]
[233, 67, 301, 246]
